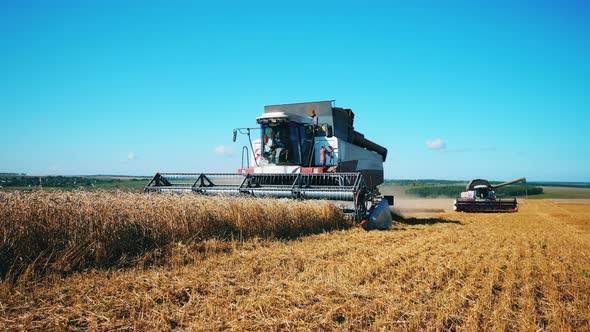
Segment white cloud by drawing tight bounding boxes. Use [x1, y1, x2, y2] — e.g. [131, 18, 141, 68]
[127, 152, 136, 160]
[425, 138, 446, 150]
[214, 145, 234, 156]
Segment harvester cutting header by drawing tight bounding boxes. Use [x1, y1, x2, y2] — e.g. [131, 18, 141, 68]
[145, 101, 393, 229]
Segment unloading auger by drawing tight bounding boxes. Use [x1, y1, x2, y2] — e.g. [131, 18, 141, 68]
[145, 101, 393, 230]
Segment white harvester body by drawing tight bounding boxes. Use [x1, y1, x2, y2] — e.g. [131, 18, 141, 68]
[146, 101, 393, 230]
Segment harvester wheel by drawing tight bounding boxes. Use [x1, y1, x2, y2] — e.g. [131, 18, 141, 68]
[355, 189, 371, 219]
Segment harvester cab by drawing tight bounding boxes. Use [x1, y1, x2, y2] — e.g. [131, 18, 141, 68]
[454, 177, 526, 212]
[473, 185, 495, 200]
[254, 112, 316, 168]
[145, 101, 393, 230]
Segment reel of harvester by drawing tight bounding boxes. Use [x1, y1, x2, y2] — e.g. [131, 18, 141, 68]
[144, 172, 392, 229]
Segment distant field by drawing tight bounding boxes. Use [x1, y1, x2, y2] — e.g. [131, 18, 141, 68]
[530, 186, 590, 199]
[378, 184, 408, 198]
[0, 175, 148, 192]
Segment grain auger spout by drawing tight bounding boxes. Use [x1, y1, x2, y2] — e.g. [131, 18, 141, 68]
[491, 177, 526, 190]
[145, 101, 394, 230]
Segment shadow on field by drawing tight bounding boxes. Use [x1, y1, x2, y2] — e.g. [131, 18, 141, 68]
[391, 211, 462, 226]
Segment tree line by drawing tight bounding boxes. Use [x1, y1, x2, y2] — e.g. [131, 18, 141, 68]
[0, 176, 142, 188]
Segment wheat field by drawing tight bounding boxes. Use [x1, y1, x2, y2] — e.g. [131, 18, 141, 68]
[0, 191, 349, 280]
[1, 195, 589, 331]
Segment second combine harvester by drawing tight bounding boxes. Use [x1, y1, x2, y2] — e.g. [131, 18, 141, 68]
[145, 101, 393, 230]
[454, 177, 527, 212]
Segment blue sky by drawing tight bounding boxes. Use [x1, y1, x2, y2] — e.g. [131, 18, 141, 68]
[1, 0, 589, 181]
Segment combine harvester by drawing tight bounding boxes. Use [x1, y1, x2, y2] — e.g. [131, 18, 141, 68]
[454, 177, 526, 212]
[145, 101, 393, 230]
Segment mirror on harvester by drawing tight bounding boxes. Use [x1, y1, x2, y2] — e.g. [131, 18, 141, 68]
[324, 125, 333, 138]
[232, 129, 237, 142]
